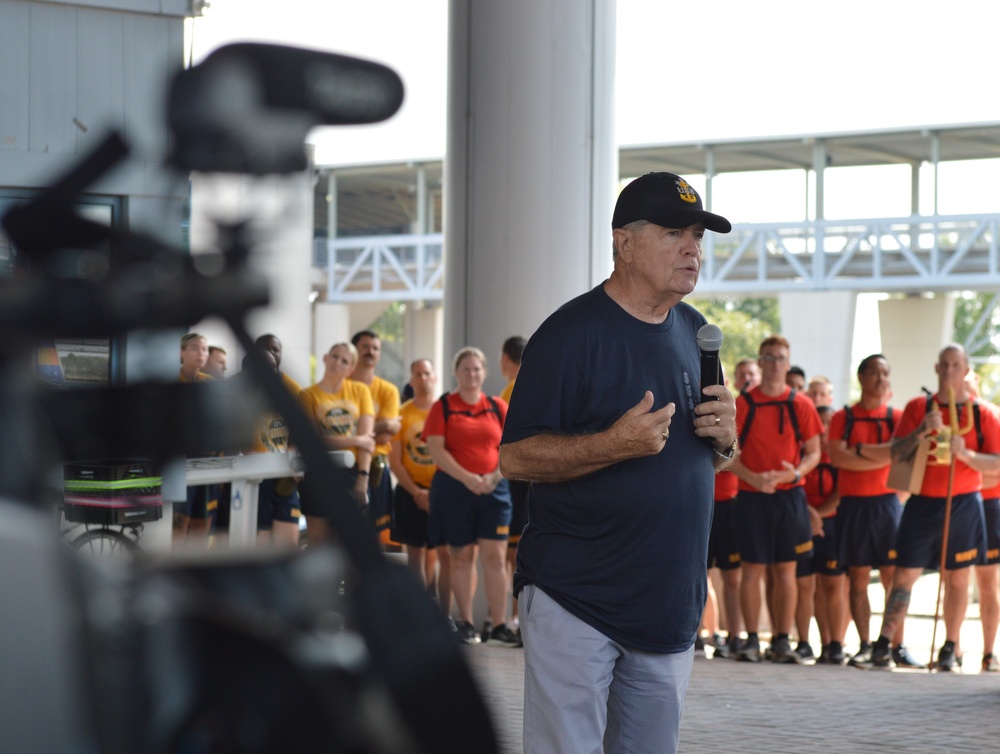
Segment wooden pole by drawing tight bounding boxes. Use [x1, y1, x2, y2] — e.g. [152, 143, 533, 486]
[928, 386, 959, 671]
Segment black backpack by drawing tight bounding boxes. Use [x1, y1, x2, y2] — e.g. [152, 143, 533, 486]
[738, 389, 803, 447]
[813, 461, 838, 498]
[841, 404, 895, 444]
[438, 392, 503, 426]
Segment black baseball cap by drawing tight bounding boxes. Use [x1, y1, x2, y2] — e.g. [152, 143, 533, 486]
[612, 172, 732, 234]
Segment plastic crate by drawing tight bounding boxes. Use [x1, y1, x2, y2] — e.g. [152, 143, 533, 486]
[63, 499, 163, 525]
[64, 458, 159, 483]
[63, 458, 163, 525]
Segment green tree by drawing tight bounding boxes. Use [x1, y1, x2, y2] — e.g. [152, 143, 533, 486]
[365, 301, 408, 388]
[953, 291, 1000, 361]
[368, 301, 407, 344]
[953, 290, 1000, 402]
[687, 296, 781, 380]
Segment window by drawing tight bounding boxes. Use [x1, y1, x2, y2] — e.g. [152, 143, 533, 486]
[0, 190, 124, 386]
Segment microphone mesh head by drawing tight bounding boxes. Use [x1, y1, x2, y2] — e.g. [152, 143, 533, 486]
[697, 323, 723, 351]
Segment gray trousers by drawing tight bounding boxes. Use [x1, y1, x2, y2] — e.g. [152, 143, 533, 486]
[520, 584, 694, 754]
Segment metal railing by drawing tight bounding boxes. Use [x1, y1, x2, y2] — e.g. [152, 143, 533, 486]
[700, 213, 1000, 295]
[315, 213, 1000, 302]
[315, 233, 444, 302]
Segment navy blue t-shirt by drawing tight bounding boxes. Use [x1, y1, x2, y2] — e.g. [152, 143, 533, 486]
[502, 284, 714, 653]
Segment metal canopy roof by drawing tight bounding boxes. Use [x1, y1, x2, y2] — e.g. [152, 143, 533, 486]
[315, 122, 1000, 235]
[314, 162, 443, 236]
[618, 122, 1000, 177]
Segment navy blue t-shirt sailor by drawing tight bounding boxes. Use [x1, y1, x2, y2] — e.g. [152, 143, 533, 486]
[502, 283, 714, 653]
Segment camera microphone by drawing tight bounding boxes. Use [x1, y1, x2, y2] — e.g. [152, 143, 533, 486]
[697, 323, 724, 402]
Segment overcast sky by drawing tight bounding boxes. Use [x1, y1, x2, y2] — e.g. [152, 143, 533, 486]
[186, 1, 1000, 222]
[189, 0, 1000, 163]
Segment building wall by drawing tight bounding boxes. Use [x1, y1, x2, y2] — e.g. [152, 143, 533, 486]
[40, 0, 189, 15]
[0, 0, 184, 186]
[0, 0, 189, 544]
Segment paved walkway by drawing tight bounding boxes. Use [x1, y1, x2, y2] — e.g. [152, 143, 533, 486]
[464, 574, 1000, 754]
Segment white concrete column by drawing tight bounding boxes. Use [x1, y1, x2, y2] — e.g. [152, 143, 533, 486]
[314, 302, 352, 360]
[878, 295, 956, 403]
[189, 163, 315, 391]
[414, 166, 427, 235]
[345, 302, 392, 338]
[404, 305, 444, 379]
[445, 0, 617, 395]
[778, 291, 857, 407]
[245, 173, 315, 390]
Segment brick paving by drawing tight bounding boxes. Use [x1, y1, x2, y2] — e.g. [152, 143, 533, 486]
[463, 573, 1000, 754]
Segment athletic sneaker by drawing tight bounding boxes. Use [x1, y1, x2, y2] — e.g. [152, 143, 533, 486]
[727, 636, 744, 659]
[794, 641, 817, 664]
[480, 619, 493, 644]
[848, 641, 873, 668]
[737, 635, 762, 663]
[892, 644, 925, 669]
[456, 620, 481, 645]
[694, 635, 707, 658]
[827, 641, 846, 665]
[982, 653, 1000, 672]
[711, 633, 730, 660]
[937, 641, 962, 672]
[771, 636, 801, 664]
[871, 638, 892, 668]
[487, 623, 523, 648]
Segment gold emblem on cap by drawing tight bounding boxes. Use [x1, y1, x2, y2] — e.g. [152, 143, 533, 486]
[676, 179, 698, 204]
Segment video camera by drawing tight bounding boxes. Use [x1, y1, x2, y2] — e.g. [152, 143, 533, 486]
[0, 43, 497, 754]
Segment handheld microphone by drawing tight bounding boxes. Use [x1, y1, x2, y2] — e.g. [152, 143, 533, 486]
[697, 323, 724, 402]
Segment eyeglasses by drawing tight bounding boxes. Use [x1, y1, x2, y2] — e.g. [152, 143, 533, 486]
[759, 354, 788, 364]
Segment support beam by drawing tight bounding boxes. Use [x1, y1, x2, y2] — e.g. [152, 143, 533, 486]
[812, 142, 827, 281]
[327, 173, 338, 241]
[414, 165, 427, 235]
[930, 131, 941, 216]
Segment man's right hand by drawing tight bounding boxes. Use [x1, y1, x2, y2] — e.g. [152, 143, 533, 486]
[608, 391, 676, 458]
[414, 488, 430, 512]
[755, 471, 781, 494]
[922, 409, 944, 437]
[500, 391, 677, 483]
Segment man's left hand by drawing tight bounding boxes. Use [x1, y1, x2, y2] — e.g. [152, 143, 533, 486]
[808, 506, 824, 537]
[693, 384, 737, 451]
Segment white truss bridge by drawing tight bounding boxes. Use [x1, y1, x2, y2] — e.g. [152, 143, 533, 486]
[315, 212, 1000, 302]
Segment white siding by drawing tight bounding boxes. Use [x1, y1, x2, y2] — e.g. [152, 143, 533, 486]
[0, 0, 184, 194]
[0, 1, 31, 152]
[42, 0, 189, 17]
[122, 11, 178, 158]
[76, 8, 127, 146]
[29, 0, 79, 155]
